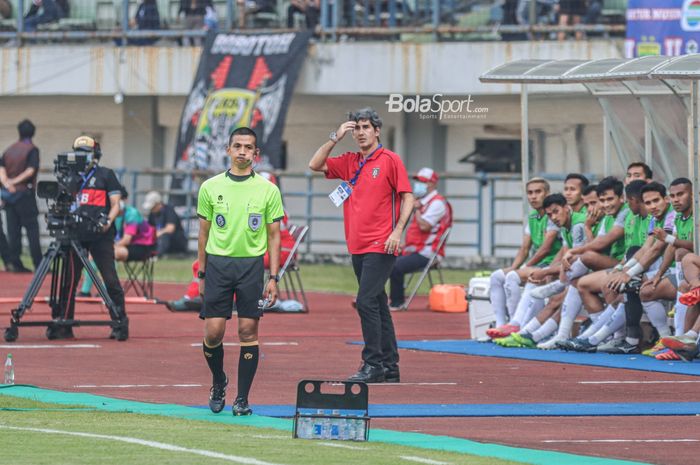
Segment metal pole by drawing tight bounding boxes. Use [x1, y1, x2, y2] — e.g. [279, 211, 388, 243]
[227, 0, 235, 30]
[489, 177, 495, 256]
[17, 0, 24, 38]
[691, 81, 700, 252]
[603, 114, 611, 176]
[305, 172, 313, 254]
[477, 172, 483, 256]
[122, 0, 129, 46]
[644, 115, 653, 169]
[432, 0, 440, 40]
[320, 0, 328, 36]
[521, 84, 529, 221]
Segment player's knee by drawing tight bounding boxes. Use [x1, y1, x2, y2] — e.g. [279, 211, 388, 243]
[639, 286, 654, 302]
[490, 269, 505, 286]
[681, 253, 697, 268]
[679, 281, 690, 293]
[505, 270, 521, 286]
[238, 326, 257, 342]
[676, 248, 690, 263]
[580, 251, 596, 267]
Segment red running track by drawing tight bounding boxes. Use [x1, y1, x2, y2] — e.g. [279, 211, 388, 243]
[1, 271, 699, 465]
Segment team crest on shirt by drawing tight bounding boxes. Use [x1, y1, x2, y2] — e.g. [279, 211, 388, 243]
[215, 214, 226, 228]
[248, 213, 262, 231]
[372, 167, 380, 178]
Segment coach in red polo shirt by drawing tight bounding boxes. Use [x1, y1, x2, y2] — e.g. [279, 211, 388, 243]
[309, 107, 414, 383]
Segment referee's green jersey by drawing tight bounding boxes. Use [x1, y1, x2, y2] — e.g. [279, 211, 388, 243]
[197, 171, 285, 257]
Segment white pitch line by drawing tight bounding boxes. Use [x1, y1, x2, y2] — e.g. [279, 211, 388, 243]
[189, 342, 298, 347]
[0, 344, 100, 349]
[316, 442, 368, 450]
[0, 424, 288, 465]
[579, 380, 700, 385]
[74, 384, 201, 389]
[543, 439, 699, 444]
[399, 456, 451, 465]
[368, 383, 457, 387]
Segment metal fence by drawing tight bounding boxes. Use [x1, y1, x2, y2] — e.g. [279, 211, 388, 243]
[112, 168, 576, 259]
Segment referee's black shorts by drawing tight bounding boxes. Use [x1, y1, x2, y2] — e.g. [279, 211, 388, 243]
[200, 254, 265, 320]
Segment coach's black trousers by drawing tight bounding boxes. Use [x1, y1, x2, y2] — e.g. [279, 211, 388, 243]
[351, 253, 399, 370]
[5, 192, 42, 269]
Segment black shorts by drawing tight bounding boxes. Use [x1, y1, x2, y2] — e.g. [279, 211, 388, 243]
[126, 244, 155, 261]
[200, 254, 265, 320]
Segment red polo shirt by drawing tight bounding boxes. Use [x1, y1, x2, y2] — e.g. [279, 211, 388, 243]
[326, 147, 412, 255]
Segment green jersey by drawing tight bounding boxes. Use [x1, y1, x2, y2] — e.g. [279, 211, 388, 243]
[526, 209, 561, 266]
[561, 211, 587, 249]
[674, 213, 694, 242]
[599, 205, 628, 260]
[624, 211, 650, 252]
[197, 171, 285, 258]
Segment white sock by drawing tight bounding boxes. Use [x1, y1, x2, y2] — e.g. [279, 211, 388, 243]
[490, 269, 508, 327]
[510, 283, 536, 326]
[531, 318, 558, 342]
[565, 258, 589, 281]
[521, 318, 542, 336]
[613, 329, 625, 339]
[643, 300, 671, 337]
[580, 304, 616, 339]
[674, 293, 688, 336]
[556, 286, 581, 339]
[589, 304, 625, 345]
[685, 330, 699, 340]
[504, 270, 523, 319]
[590, 312, 601, 324]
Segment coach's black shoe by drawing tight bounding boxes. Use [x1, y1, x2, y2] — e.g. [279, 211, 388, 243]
[208, 376, 228, 413]
[46, 325, 74, 340]
[384, 365, 400, 383]
[348, 363, 385, 383]
[110, 318, 129, 341]
[232, 397, 252, 416]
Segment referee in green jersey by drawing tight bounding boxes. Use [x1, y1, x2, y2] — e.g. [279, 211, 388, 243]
[197, 127, 285, 416]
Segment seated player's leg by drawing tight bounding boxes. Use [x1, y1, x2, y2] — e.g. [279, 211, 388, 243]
[497, 290, 565, 348]
[661, 304, 700, 360]
[680, 253, 700, 305]
[580, 250, 620, 272]
[490, 269, 509, 327]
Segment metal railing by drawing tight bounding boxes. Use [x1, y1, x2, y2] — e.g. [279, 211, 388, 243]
[0, 0, 626, 43]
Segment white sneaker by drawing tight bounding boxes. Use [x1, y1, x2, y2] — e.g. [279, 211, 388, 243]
[597, 337, 625, 353]
[530, 281, 567, 300]
[537, 334, 567, 350]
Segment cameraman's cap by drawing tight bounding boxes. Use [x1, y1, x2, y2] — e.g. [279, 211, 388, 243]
[414, 167, 438, 183]
[73, 135, 97, 152]
[142, 191, 162, 211]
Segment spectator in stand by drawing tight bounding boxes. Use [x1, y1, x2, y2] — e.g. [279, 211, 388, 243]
[180, 0, 208, 45]
[24, 0, 66, 32]
[131, 0, 161, 46]
[583, 0, 603, 26]
[142, 191, 189, 256]
[204, 1, 219, 32]
[0, 0, 12, 20]
[237, 0, 276, 28]
[114, 197, 157, 263]
[287, 0, 320, 31]
[557, 0, 585, 40]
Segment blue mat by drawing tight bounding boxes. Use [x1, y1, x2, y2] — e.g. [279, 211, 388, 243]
[396, 339, 700, 376]
[193, 402, 700, 417]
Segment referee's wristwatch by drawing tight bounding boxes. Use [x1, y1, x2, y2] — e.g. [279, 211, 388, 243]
[197, 270, 206, 279]
[269, 274, 280, 283]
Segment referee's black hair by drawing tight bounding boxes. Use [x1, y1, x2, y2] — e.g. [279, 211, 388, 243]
[229, 127, 258, 147]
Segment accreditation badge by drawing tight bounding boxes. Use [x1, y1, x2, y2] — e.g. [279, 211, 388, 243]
[329, 181, 352, 207]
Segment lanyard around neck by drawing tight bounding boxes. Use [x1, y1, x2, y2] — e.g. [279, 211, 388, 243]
[348, 144, 382, 187]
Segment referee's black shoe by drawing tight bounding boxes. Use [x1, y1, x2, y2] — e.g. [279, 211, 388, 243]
[232, 397, 252, 416]
[208, 376, 228, 413]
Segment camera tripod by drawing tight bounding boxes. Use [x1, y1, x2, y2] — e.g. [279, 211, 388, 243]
[4, 237, 126, 342]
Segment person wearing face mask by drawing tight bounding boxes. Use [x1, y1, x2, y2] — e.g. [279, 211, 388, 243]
[54, 136, 129, 341]
[389, 167, 450, 311]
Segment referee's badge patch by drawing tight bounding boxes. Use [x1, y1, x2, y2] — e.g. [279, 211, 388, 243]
[372, 167, 380, 178]
[215, 214, 226, 228]
[248, 213, 262, 231]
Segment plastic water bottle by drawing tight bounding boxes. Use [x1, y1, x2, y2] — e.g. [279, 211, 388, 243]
[297, 416, 313, 439]
[312, 410, 324, 438]
[4, 354, 14, 385]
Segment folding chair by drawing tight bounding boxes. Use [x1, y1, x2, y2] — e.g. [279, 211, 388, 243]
[400, 226, 452, 311]
[122, 250, 157, 299]
[278, 224, 310, 312]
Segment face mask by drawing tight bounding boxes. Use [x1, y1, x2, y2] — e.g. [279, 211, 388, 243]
[119, 200, 125, 212]
[413, 181, 428, 198]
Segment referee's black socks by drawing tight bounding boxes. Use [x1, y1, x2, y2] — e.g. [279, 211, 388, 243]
[203, 340, 226, 385]
[237, 342, 259, 400]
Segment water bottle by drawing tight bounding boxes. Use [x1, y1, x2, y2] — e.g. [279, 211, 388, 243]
[312, 409, 324, 438]
[4, 354, 14, 385]
[354, 419, 366, 441]
[297, 416, 312, 439]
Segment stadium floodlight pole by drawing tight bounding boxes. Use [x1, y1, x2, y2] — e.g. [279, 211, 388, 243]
[691, 80, 700, 251]
[227, 0, 235, 30]
[521, 83, 529, 220]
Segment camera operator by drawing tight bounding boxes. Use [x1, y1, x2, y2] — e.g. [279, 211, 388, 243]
[54, 136, 128, 341]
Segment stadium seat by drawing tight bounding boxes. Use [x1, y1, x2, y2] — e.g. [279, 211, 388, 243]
[122, 250, 157, 299]
[399, 226, 452, 311]
[278, 224, 309, 312]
